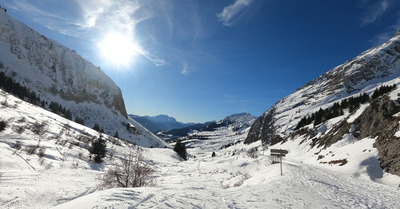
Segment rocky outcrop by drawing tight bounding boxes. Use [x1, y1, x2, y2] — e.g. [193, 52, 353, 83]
[245, 107, 283, 145]
[353, 96, 400, 176]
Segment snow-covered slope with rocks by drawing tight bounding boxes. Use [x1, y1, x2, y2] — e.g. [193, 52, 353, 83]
[0, 9, 165, 147]
[247, 32, 400, 144]
[1, 89, 400, 208]
[246, 32, 400, 176]
[203, 112, 256, 132]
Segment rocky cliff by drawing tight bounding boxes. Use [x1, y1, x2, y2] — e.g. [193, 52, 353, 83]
[0, 9, 166, 148]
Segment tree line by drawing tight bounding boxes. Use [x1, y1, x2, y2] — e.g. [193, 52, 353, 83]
[0, 72, 86, 125]
[295, 84, 397, 130]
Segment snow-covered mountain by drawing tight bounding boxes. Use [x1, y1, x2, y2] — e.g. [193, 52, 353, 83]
[0, 9, 165, 147]
[129, 114, 194, 132]
[156, 121, 215, 141]
[203, 113, 256, 132]
[2, 84, 400, 208]
[246, 31, 400, 176]
[155, 113, 255, 143]
[175, 113, 256, 149]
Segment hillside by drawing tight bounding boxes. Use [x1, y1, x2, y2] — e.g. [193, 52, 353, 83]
[0, 88, 176, 208]
[1, 88, 400, 208]
[55, 107, 400, 208]
[0, 9, 165, 148]
[246, 32, 400, 176]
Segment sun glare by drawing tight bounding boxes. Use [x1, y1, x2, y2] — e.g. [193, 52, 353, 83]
[97, 32, 138, 67]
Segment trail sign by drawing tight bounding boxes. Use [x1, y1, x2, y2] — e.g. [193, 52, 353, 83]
[270, 149, 288, 155]
[270, 149, 289, 176]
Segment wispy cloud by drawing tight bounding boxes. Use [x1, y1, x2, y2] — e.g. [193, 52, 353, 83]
[3, 0, 166, 67]
[181, 62, 189, 75]
[217, 0, 253, 26]
[369, 14, 400, 46]
[361, 0, 389, 26]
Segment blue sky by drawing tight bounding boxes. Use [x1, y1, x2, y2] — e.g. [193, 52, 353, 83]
[3, 0, 400, 123]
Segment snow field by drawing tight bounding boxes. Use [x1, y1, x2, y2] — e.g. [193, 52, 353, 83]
[1, 89, 400, 208]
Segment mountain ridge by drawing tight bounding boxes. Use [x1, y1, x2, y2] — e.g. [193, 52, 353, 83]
[129, 114, 195, 133]
[245, 32, 400, 176]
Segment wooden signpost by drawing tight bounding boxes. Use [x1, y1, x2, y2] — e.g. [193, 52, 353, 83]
[270, 149, 288, 176]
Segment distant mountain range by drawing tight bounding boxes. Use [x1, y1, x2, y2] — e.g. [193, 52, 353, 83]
[156, 113, 256, 141]
[129, 114, 196, 133]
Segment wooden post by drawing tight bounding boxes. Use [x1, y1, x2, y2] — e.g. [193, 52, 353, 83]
[280, 155, 283, 176]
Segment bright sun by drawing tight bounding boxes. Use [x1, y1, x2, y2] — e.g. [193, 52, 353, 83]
[97, 32, 138, 67]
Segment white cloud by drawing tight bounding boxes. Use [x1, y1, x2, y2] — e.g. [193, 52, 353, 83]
[361, 0, 389, 26]
[181, 62, 189, 75]
[217, 0, 253, 26]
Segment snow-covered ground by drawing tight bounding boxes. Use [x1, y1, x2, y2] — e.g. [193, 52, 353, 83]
[1, 90, 400, 208]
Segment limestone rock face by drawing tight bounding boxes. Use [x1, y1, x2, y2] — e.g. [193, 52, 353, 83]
[0, 9, 167, 148]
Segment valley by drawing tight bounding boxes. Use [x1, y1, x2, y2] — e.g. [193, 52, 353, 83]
[1, 3, 400, 209]
[1, 90, 400, 208]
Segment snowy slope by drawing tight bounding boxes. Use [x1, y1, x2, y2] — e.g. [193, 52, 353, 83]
[53, 116, 400, 209]
[0, 9, 165, 147]
[246, 33, 400, 145]
[1, 90, 400, 208]
[0, 89, 172, 208]
[245, 32, 400, 176]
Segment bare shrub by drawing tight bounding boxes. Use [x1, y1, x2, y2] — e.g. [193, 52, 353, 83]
[247, 147, 258, 159]
[31, 121, 48, 136]
[17, 117, 26, 123]
[99, 146, 156, 189]
[25, 146, 38, 155]
[45, 162, 53, 170]
[12, 125, 26, 134]
[13, 140, 22, 150]
[233, 172, 251, 187]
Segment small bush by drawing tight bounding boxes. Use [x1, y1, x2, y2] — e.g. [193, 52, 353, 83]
[247, 147, 258, 159]
[38, 147, 46, 158]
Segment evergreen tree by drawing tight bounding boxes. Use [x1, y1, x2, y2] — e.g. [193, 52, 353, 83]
[89, 134, 107, 163]
[93, 123, 101, 132]
[174, 140, 187, 161]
